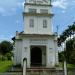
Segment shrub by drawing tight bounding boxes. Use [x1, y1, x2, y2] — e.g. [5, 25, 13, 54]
[5, 53, 12, 60]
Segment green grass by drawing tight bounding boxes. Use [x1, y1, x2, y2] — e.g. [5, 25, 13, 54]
[0, 60, 13, 73]
[59, 62, 75, 69]
[67, 64, 75, 68]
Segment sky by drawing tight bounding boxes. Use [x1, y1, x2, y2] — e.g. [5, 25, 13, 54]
[0, 0, 75, 42]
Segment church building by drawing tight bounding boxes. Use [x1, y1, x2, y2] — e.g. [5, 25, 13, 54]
[13, 0, 59, 68]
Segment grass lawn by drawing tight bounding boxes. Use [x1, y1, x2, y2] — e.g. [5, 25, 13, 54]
[59, 62, 75, 69]
[67, 64, 75, 69]
[0, 60, 13, 73]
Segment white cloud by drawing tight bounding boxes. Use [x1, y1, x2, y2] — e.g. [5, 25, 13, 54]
[52, 0, 68, 9]
[0, 0, 24, 16]
[62, 10, 66, 13]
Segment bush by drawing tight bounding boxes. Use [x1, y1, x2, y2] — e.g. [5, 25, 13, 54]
[0, 55, 7, 61]
[0, 54, 2, 61]
[0, 41, 13, 55]
[5, 53, 12, 60]
[2, 56, 7, 61]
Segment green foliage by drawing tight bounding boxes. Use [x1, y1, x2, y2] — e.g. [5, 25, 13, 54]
[59, 38, 75, 64]
[59, 62, 75, 69]
[66, 38, 75, 64]
[0, 41, 13, 55]
[58, 22, 75, 64]
[0, 54, 7, 61]
[59, 51, 65, 62]
[0, 40, 13, 61]
[58, 22, 75, 46]
[5, 52, 13, 60]
[0, 60, 13, 73]
[2, 56, 8, 61]
[67, 64, 75, 69]
[0, 54, 3, 61]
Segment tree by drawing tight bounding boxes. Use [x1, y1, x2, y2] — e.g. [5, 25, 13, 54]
[66, 38, 75, 64]
[58, 22, 75, 64]
[0, 41, 13, 55]
[58, 22, 75, 46]
[59, 51, 65, 62]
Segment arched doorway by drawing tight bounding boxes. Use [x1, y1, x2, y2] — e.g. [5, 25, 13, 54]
[31, 47, 42, 66]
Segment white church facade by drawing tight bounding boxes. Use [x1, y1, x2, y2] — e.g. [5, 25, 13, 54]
[13, 0, 59, 68]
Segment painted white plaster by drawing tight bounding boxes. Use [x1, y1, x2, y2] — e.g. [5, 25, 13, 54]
[14, 40, 22, 65]
[14, 0, 58, 68]
[24, 16, 53, 34]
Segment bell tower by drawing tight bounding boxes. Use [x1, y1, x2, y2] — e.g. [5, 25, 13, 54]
[13, 0, 59, 69]
[23, 0, 53, 34]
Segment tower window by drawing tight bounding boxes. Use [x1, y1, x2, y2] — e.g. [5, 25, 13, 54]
[29, 19, 34, 27]
[29, 9, 37, 13]
[43, 19, 47, 28]
[40, 9, 48, 13]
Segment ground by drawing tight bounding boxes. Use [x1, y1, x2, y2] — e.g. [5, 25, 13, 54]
[0, 60, 13, 73]
[0, 61, 75, 75]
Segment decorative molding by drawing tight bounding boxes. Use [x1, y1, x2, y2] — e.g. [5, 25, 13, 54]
[49, 48, 52, 49]
[29, 39, 48, 44]
[23, 12, 54, 17]
[24, 47, 27, 52]
[25, 3, 52, 7]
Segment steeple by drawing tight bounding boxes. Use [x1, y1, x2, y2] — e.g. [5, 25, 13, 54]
[23, 0, 54, 34]
[13, 0, 59, 68]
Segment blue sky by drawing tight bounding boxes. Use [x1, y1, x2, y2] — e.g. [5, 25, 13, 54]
[0, 0, 75, 41]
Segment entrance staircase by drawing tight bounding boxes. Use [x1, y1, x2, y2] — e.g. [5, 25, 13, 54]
[3, 66, 63, 75]
[26, 67, 64, 75]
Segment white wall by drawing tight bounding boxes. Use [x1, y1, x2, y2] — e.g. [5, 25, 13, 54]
[24, 5, 51, 14]
[14, 35, 58, 68]
[24, 16, 52, 34]
[47, 37, 59, 67]
[22, 38, 30, 67]
[14, 40, 22, 65]
[24, 1, 53, 34]
[14, 0, 58, 68]
[46, 37, 55, 67]
[54, 40, 59, 65]
[21, 36, 57, 68]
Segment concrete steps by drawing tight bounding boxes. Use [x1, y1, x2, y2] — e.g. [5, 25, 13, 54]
[1, 67, 63, 75]
[26, 68, 63, 75]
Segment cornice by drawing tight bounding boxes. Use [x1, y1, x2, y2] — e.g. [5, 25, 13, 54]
[19, 33, 56, 38]
[23, 12, 54, 17]
[24, 3, 52, 7]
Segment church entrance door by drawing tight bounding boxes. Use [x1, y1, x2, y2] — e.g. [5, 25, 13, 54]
[31, 47, 42, 67]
